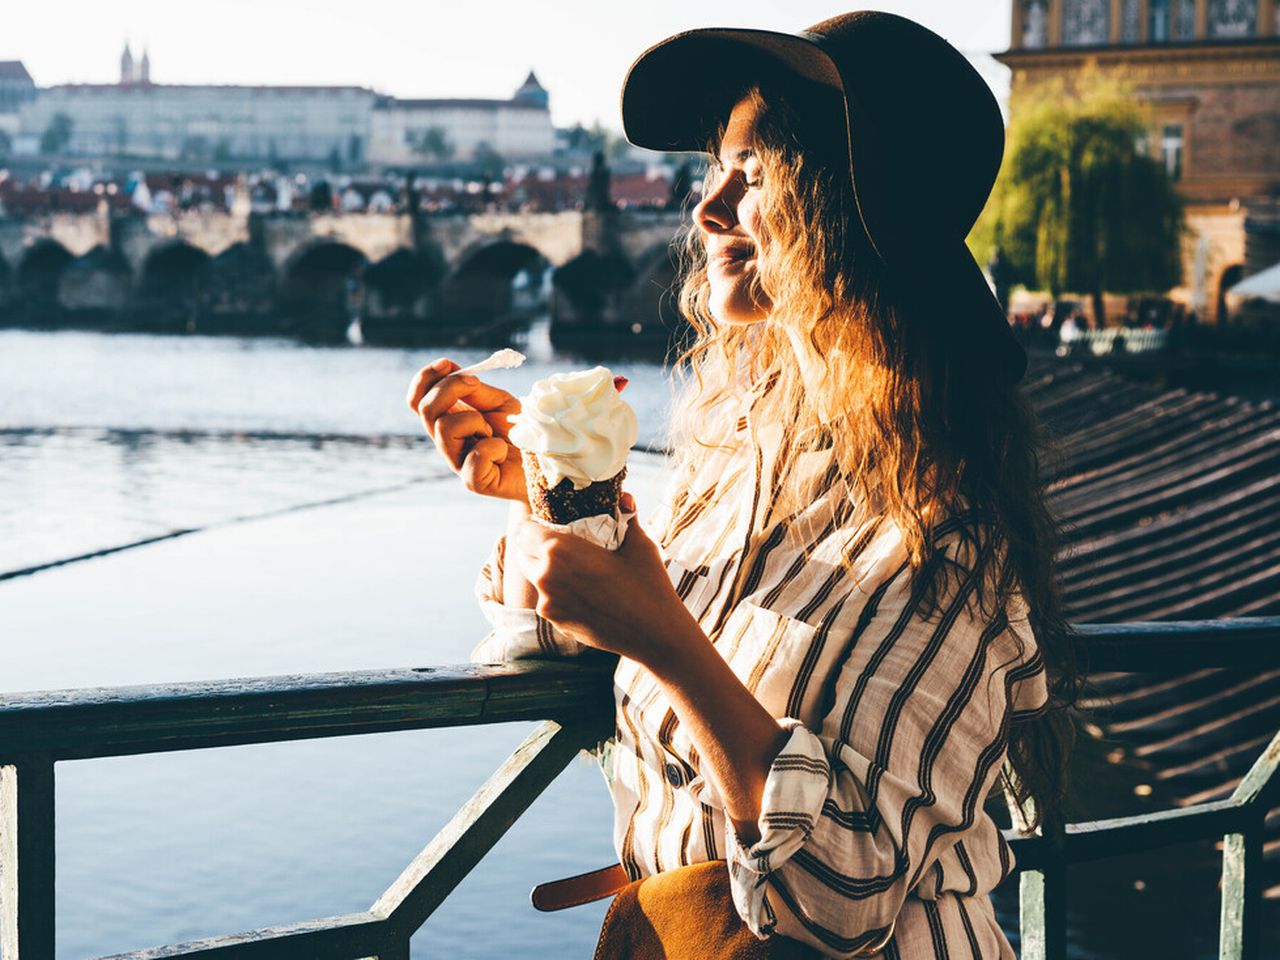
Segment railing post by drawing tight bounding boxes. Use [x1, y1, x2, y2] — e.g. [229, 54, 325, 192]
[375, 939, 410, 960]
[1018, 812, 1067, 960]
[0, 757, 56, 960]
[1218, 807, 1264, 960]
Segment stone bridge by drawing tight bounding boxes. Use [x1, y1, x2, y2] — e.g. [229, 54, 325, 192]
[0, 206, 688, 345]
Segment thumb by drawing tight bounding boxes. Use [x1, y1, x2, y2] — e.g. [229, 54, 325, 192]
[619, 500, 654, 552]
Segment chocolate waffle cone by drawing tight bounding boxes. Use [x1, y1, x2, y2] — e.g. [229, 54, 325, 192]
[522, 450, 625, 524]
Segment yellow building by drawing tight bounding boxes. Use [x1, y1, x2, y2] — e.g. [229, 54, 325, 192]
[994, 0, 1279, 321]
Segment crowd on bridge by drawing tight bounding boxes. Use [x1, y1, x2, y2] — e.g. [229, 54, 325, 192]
[0, 159, 693, 219]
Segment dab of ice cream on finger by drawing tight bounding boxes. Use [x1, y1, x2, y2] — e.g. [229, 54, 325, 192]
[507, 366, 638, 524]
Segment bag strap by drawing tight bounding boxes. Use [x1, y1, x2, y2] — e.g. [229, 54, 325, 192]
[531, 862, 630, 912]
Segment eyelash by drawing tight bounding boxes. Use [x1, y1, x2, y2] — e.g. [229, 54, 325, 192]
[713, 166, 763, 188]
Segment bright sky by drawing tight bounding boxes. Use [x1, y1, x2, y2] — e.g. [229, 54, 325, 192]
[2, 1, 1015, 130]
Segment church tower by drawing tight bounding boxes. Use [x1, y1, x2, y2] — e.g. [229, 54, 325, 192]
[120, 42, 135, 85]
[513, 70, 549, 110]
[139, 47, 151, 84]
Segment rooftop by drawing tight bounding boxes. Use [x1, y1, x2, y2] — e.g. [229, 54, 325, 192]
[0, 60, 34, 83]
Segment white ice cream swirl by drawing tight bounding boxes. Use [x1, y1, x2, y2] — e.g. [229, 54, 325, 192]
[507, 366, 638, 491]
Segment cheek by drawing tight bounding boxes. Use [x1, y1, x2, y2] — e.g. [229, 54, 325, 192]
[740, 196, 765, 242]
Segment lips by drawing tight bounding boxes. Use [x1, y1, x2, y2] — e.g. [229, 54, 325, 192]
[709, 243, 755, 265]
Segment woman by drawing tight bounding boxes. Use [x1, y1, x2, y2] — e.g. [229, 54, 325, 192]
[407, 12, 1078, 959]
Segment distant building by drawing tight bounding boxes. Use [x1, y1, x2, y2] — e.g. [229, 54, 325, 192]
[367, 71, 555, 167]
[0, 61, 37, 140]
[14, 44, 376, 165]
[12, 47, 556, 171]
[994, 1, 1280, 321]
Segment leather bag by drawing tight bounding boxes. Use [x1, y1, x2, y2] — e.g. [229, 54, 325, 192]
[533, 860, 823, 959]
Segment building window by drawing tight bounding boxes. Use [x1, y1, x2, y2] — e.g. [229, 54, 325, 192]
[1208, 0, 1257, 37]
[1175, 0, 1197, 38]
[1161, 123, 1184, 180]
[1063, 0, 1112, 45]
[1149, 0, 1171, 40]
[1022, 0, 1049, 47]
[1122, 0, 1142, 40]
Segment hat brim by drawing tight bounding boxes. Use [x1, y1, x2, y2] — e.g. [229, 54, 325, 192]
[620, 27, 1026, 384]
[621, 28, 842, 153]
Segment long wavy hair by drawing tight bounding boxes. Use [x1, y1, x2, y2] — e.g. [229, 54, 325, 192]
[664, 79, 1082, 832]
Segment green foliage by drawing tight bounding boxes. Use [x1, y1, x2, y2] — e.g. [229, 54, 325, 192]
[971, 71, 1185, 299]
[39, 112, 73, 155]
[411, 126, 454, 162]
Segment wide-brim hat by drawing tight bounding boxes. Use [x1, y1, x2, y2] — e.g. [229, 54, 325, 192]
[619, 11, 1027, 385]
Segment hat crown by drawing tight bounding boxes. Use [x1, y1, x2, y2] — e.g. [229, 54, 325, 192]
[802, 11, 1005, 236]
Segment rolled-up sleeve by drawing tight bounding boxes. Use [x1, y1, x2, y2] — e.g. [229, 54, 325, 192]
[724, 540, 1049, 958]
[470, 534, 594, 662]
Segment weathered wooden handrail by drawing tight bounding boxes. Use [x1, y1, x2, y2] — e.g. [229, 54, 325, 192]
[1, 618, 1277, 960]
[0, 659, 617, 762]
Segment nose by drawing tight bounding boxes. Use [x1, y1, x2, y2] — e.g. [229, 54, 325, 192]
[693, 172, 739, 234]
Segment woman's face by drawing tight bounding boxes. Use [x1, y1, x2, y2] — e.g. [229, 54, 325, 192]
[694, 94, 773, 326]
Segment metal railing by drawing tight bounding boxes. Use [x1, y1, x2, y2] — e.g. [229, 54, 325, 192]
[1, 618, 1276, 960]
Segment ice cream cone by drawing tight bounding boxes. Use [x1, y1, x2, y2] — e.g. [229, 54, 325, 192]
[508, 366, 638, 542]
[523, 450, 625, 524]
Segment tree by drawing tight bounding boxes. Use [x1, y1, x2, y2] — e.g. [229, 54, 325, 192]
[40, 112, 74, 155]
[411, 126, 454, 163]
[970, 69, 1185, 325]
[472, 141, 504, 179]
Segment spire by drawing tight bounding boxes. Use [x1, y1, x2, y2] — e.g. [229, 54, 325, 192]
[140, 46, 151, 84]
[513, 69, 549, 109]
[120, 41, 135, 86]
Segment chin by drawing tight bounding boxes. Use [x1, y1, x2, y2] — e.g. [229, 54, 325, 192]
[709, 286, 771, 327]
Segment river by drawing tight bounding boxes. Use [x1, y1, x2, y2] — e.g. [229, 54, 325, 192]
[1, 325, 677, 958]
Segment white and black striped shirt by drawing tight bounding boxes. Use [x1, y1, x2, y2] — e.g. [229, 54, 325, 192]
[474, 394, 1048, 960]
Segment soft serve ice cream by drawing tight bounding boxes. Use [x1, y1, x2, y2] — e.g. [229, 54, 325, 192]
[507, 366, 638, 543]
[508, 366, 637, 492]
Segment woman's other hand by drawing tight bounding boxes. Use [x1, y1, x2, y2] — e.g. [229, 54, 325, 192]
[508, 493, 701, 668]
[406, 358, 527, 503]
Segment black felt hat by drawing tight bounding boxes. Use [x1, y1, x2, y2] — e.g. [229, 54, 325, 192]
[620, 10, 1027, 385]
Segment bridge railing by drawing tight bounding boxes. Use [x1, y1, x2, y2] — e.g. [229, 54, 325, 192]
[1, 618, 1277, 960]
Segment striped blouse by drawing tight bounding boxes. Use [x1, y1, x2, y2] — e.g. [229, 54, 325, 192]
[472, 391, 1049, 960]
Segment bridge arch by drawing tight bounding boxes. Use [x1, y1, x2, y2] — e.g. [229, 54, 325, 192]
[17, 240, 75, 315]
[278, 240, 369, 342]
[435, 239, 549, 327]
[137, 242, 214, 332]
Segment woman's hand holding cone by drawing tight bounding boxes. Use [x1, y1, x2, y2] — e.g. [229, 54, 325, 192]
[509, 492, 694, 669]
[406, 357, 528, 504]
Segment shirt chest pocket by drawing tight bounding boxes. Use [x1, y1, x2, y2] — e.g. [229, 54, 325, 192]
[664, 556, 735, 623]
[714, 600, 826, 722]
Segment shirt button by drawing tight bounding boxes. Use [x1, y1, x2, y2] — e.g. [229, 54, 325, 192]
[664, 762, 684, 787]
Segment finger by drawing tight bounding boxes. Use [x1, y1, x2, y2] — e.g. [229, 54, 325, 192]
[406, 358, 458, 414]
[459, 436, 512, 493]
[432, 411, 494, 471]
[418, 373, 519, 429]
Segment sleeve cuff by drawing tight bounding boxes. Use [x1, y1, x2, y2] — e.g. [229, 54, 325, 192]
[469, 605, 592, 662]
[472, 534, 592, 661]
[725, 718, 832, 936]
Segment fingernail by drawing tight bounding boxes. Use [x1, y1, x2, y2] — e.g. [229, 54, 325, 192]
[461, 375, 478, 385]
